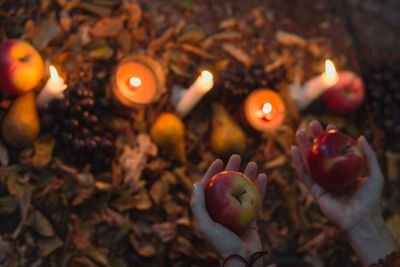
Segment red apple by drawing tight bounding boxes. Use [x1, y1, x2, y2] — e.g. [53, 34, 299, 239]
[205, 171, 261, 232]
[0, 39, 43, 96]
[308, 130, 363, 191]
[321, 71, 365, 114]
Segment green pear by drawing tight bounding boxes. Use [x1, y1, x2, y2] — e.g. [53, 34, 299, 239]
[150, 113, 186, 163]
[2, 92, 40, 148]
[210, 103, 246, 158]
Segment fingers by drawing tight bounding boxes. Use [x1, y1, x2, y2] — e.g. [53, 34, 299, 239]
[291, 146, 313, 189]
[190, 182, 216, 236]
[310, 120, 324, 138]
[256, 173, 267, 201]
[225, 154, 241, 171]
[296, 130, 311, 170]
[358, 136, 383, 180]
[291, 146, 326, 200]
[326, 124, 337, 131]
[200, 159, 223, 188]
[244, 161, 258, 180]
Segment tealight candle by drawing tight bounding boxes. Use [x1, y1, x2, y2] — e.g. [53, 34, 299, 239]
[36, 65, 67, 108]
[176, 70, 214, 117]
[111, 54, 165, 108]
[290, 59, 339, 110]
[242, 89, 285, 132]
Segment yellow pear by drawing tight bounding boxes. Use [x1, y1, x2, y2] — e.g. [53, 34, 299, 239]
[210, 103, 246, 158]
[150, 113, 186, 163]
[2, 92, 40, 148]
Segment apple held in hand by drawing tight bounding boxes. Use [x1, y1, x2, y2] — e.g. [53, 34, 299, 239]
[308, 130, 363, 191]
[0, 39, 43, 96]
[205, 171, 261, 232]
[321, 71, 365, 114]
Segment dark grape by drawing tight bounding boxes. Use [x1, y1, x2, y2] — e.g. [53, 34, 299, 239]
[69, 105, 82, 117]
[72, 138, 85, 152]
[81, 98, 95, 110]
[41, 114, 55, 131]
[64, 118, 79, 132]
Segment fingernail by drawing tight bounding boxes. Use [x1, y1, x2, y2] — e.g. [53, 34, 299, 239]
[193, 182, 200, 193]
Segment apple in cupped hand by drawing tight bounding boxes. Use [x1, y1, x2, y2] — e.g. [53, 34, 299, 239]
[205, 171, 261, 232]
[308, 130, 364, 191]
[321, 71, 365, 114]
[0, 39, 44, 96]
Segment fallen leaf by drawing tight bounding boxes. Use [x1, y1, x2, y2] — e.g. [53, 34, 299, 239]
[0, 196, 17, 214]
[32, 12, 61, 50]
[152, 222, 177, 243]
[30, 209, 55, 237]
[32, 134, 54, 168]
[86, 246, 109, 266]
[0, 141, 9, 166]
[38, 236, 63, 257]
[112, 189, 153, 212]
[70, 214, 94, 250]
[89, 45, 114, 60]
[386, 213, 400, 244]
[275, 30, 307, 47]
[129, 234, 157, 257]
[0, 236, 10, 262]
[7, 173, 24, 196]
[222, 43, 253, 67]
[90, 17, 123, 38]
[77, 2, 112, 17]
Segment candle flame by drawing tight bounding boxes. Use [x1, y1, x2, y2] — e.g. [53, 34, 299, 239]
[49, 65, 60, 83]
[325, 60, 336, 78]
[262, 103, 272, 114]
[129, 77, 142, 87]
[200, 70, 213, 83]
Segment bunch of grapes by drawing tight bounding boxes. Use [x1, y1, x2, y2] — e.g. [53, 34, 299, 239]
[40, 81, 115, 172]
[219, 64, 286, 97]
[365, 60, 400, 151]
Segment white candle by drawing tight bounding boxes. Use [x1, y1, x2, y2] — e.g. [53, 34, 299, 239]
[290, 60, 339, 110]
[176, 70, 214, 117]
[37, 66, 67, 108]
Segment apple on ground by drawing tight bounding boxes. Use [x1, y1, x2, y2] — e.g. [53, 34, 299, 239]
[205, 171, 261, 232]
[321, 71, 365, 114]
[0, 39, 43, 96]
[308, 130, 364, 191]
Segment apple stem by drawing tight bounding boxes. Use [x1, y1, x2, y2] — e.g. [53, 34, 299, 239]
[232, 190, 246, 204]
[339, 145, 352, 154]
[18, 55, 31, 63]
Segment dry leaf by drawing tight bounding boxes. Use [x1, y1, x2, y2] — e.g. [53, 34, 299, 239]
[222, 43, 253, 67]
[129, 234, 157, 257]
[90, 17, 123, 38]
[38, 236, 63, 257]
[30, 209, 55, 237]
[0, 196, 17, 214]
[7, 173, 24, 196]
[32, 135, 54, 168]
[77, 2, 112, 17]
[112, 189, 153, 212]
[119, 134, 158, 187]
[0, 141, 9, 166]
[0, 236, 10, 262]
[152, 222, 177, 243]
[275, 30, 307, 47]
[386, 213, 400, 244]
[32, 12, 61, 50]
[86, 246, 109, 266]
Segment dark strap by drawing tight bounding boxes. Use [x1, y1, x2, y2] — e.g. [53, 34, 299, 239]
[221, 251, 268, 267]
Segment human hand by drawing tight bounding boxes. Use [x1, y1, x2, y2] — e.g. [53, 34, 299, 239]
[190, 154, 267, 267]
[291, 120, 383, 233]
[292, 120, 398, 266]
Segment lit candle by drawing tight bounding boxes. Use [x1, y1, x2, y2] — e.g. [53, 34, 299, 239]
[242, 89, 285, 132]
[290, 59, 339, 110]
[36, 65, 67, 108]
[111, 54, 165, 108]
[176, 70, 214, 117]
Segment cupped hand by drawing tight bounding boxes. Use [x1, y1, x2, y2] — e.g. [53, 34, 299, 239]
[291, 120, 384, 233]
[190, 154, 267, 267]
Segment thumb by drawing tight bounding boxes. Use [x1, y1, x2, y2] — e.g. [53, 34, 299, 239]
[358, 136, 383, 181]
